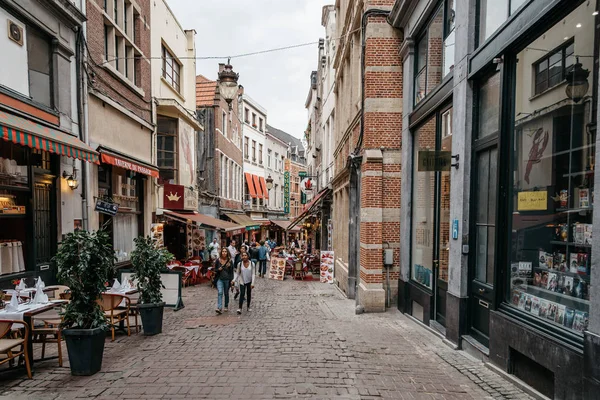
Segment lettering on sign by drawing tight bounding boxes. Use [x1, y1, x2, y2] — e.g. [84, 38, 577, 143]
[95, 199, 119, 216]
[417, 151, 452, 171]
[517, 191, 548, 211]
[284, 171, 290, 214]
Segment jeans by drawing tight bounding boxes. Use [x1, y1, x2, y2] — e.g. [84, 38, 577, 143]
[259, 259, 267, 275]
[217, 279, 230, 310]
[239, 283, 252, 309]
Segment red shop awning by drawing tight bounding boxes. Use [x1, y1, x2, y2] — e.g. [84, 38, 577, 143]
[253, 174, 263, 199]
[245, 172, 257, 198]
[100, 150, 159, 178]
[259, 176, 269, 200]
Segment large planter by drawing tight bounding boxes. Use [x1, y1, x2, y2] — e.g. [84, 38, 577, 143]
[63, 327, 106, 376]
[138, 302, 165, 335]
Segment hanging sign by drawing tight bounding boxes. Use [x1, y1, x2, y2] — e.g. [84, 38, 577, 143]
[518, 191, 548, 211]
[284, 171, 290, 213]
[300, 177, 313, 193]
[417, 151, 452, 171]
[95, 199, 119, 216]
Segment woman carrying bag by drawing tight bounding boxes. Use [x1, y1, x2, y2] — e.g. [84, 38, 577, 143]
[236, 250, 255, 315]
[214, 247, 233, 314]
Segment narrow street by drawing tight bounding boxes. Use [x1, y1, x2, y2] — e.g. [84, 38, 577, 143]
[1, 279, 532, 400]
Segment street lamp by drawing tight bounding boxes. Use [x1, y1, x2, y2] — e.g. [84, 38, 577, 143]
[218, 59, 239, 110]
[565, 58, 590, 103]
[266, 175, 273, 190]
[62, 168, 79, 190]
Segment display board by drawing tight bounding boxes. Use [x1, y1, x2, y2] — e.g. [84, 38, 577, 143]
[268, 257, 286, 280]
[320, 251, 334, 283]
[120, 270, 182, 308]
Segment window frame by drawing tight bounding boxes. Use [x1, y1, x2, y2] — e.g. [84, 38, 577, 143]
[244, 137, 249, 159]
[26, 26, 53, 109]
[258, 144, 263, 165]
[532, 38, 574, 96]
[161, 44, 181, 93]
[157, 116, 178, 184]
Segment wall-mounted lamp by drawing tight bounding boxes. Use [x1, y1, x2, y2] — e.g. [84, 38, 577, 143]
[62, 167, 79, 190]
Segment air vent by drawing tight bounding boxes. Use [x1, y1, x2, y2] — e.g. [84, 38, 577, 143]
[7, 20, 24, 46]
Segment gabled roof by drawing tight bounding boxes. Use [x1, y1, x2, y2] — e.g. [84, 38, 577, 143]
[266, 124, 302, 149]
[196, 75, 218, 108]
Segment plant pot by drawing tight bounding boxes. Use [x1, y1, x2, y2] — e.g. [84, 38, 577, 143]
[138, 302, 165, 335]
[63, 327, 106, 376]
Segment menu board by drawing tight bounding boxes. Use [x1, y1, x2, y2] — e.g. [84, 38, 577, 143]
[268, 257, 286, 281]
[320, 251, 334, 283]
[150, 223, 164, 248]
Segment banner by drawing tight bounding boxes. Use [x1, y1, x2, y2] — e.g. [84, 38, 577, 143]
[320, 251, 334, 283]
[268, 257, 286, 281]
[284, 171, 290, 214]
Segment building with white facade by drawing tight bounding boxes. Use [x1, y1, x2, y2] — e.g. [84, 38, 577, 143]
[265, 125, 290, 218]
[319, 5, 336, 189]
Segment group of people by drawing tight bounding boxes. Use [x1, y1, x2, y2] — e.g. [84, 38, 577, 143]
[209, 238, 279, 315]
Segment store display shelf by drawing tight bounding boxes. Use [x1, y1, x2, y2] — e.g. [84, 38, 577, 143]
[555, 207, 593, 214]
[550, 240, 592, 248]
[0, 184, 30, 192]
[535, 266, 590, 281]
[525, 285, 590, 307]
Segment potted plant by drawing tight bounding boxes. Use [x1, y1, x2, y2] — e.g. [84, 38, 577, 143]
[130, 236, 173, 335]
[54, 229, 114, 376]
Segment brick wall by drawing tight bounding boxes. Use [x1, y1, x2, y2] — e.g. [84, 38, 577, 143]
[86, 0, 152, 125]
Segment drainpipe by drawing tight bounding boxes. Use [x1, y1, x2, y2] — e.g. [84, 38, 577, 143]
[76, 18, 90, 231]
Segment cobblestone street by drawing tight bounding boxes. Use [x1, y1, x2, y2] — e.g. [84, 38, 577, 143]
[1, 278, 534, 399]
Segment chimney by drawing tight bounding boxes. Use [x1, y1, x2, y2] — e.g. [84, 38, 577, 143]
[218, 63, 226, 73]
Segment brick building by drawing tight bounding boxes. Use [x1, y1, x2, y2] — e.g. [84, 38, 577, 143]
[332, 0, 402, 311]
[86, 0, 156, 265]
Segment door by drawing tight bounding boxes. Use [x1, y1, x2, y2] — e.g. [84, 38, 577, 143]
[33, 173, 56, 284]
[469, 146, 498, 345]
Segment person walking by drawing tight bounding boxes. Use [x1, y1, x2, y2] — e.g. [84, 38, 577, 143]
[214, 247, 233, 314]
[228, 240, 240, 300]
[257, 240, 268, 278]
[208, 238, 220, 261]
[249, 242, 259, 268]
[236, 250, 255, 314]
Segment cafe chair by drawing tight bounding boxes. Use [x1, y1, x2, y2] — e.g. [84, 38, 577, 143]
[171, 266, 193, 287]
[0, 319, 32, 378]
[32, 318, 63, 367]
[45, 285, 70, 300]
[97, 293, 131, 341]
[293, 261, 304, 281]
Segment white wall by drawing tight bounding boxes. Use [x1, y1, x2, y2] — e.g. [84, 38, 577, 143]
[0, 9, 29, 96]
[265, 134, 288, 210]
[241, 95, 268, 202]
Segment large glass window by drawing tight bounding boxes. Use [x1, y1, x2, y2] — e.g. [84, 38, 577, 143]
[162, 45, 181, 92]
[157, 116, 178, 184]
[414, 1, 455, 105]
[478, 0, 526, 46]
[508, 2, 596, 334]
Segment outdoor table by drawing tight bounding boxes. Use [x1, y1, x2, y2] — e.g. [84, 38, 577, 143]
[3, 287, 57, 298]
[166, 264, 200, 284]
[0, 300, 67, 368]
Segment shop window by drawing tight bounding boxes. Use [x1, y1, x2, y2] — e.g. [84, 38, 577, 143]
[157, 116, 178, 184]
[533, 40, 574, 95]
[414, 1, 455, 105]
[477, 72, 501, 139]
[162, 45, 181, 92]
[111, 168, 140, 263]
[27, 28, 52, 108]
[508, 2, 595, 334]
[478, 0, 526, 46]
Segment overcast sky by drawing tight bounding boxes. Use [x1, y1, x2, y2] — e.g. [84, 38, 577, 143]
[166, 0, 332, 138]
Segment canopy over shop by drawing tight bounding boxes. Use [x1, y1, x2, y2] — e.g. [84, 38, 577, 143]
[224, 213, 262, 242]
[287, 188, 332, 249]
[269, 220, 301, 245]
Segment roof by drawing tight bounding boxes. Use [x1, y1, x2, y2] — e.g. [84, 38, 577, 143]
[266, 124, 302, 149]
[196, 75, 218, 107]
[163, 210, 243, 232]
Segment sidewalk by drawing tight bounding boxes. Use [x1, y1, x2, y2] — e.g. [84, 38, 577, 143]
[0, 277, 533, 399]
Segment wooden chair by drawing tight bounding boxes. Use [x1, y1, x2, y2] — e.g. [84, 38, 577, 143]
[293, 261, 304, 280]
[97, 293, 130, 341]
[45, 285, 70, 300]
[32, 318, 63, 367]
[171, 266, 193, 287]
[0, 320, 32, 379]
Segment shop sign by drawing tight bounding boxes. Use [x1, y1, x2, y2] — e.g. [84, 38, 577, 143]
[517, 190, 547, 211]
[300, 177, 313, 193]
[229, 229, 243, 236]
[417, 151, 452, 171]
[246, 225, 260, 231]
[95, 199, 119, 216]
[100, 153, 159, 178]
[164, 183, 197, 211]
[284, 171, 290, 213]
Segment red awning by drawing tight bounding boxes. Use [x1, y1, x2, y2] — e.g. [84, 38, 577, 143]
[245, 173, 257, 198]
[253, 174, 263, 199]
[259, 176, 269, 199]
[0, 110, 99, 164]
[163, 210, 244, 232]
[288, 188, 332, 230]
[100, 152, 159, 178]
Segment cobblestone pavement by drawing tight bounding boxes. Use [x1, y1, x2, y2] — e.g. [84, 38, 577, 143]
[0, 277, 534, 399]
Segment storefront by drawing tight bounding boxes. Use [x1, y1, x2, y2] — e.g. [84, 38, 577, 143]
[287, 188, 332, 250]
[224, 213, 261, 243]
[0, 110, 99, 284]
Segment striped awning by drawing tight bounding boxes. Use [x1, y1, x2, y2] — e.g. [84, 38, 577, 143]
[0, 110, 99, 164]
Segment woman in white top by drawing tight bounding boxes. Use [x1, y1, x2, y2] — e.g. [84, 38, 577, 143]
[235, 250, 255, 314]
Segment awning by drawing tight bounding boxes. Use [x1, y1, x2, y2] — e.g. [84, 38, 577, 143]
[225, 213, 261, 231]
[163, 210, 244, 232]
[0, 110, 99, 164]
[259, 176, 269, 199]
[270, 220, 301, 232]
[287, 188, 332, 231]
[245, 173, 257, 198]
[253, 174, 263, 198]
[100, 149, 159, 178]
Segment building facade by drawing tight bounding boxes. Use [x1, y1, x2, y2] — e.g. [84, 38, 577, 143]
[0, 0, 94, 285]
[264, 128, 287, 219]
[331, 0, 402, 309]
[389, 0, 600, 397]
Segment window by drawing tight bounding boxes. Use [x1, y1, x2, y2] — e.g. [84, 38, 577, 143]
[222, 111, 227, 136]
[259, 118, 263, 131]
[114, 0, 118, 24]
[244, 137, 249, 159]
[245, 108, 249, 123]
[252, 113, 256, 127]
[507, 4, 595, 335]
[162, 45, 181, 92]
[477, 72, 500, 139]
[478, 0, 526, 45]
[115, 36, 120, 72]
[258, 144, 263, 164]
[252, 140, 256, 162]
[104, 25, 109, 61]
[157, 117, 178, 183]
[267, 149, 272, 168]
[27, 29, 52, 108]
[533, 40, 574, 95]
[124, 2, 129, 34]
[414, 3, 454, 105]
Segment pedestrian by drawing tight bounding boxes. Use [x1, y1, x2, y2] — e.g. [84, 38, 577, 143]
[249, 242, 259, 267]
[236, 250, 255, 314]
[208, 237, 220, 261]
[214, 247, 233, 314]
[227, 240, 239, 262]
[258, 240, 268, 278]
[228, 240, 241, 300]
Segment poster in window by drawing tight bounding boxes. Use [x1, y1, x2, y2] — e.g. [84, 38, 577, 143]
[519, 120, 552, 190]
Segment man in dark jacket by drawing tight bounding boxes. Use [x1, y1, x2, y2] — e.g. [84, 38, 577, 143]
[249, 242, 260, 269]
[257, 240, 268, 278]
